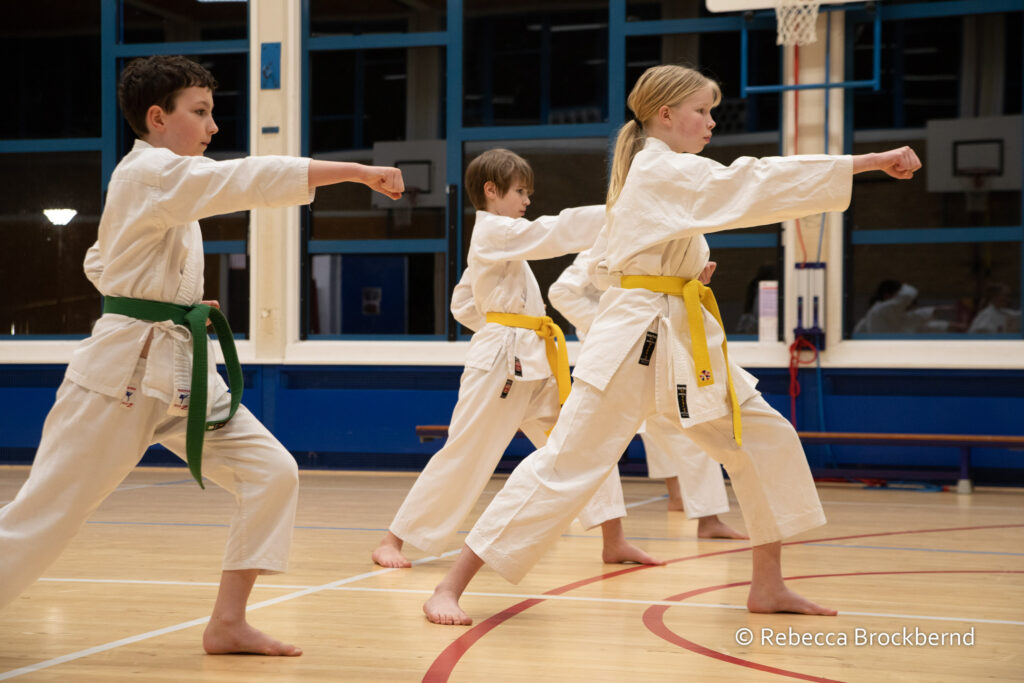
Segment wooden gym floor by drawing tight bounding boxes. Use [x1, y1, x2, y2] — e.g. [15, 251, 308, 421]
[0, 466, 1021, 681]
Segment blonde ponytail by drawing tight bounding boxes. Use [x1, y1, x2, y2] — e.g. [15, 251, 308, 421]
[606, 64, 721, 208]
[606, 119, 646, 207]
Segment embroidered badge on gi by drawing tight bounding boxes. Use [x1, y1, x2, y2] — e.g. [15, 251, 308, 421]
[176, 388, 191, 410]
[638, 331, 658, 366]
[121, 385, 137, 409]
[676, 384, 690, 419]
[500, 378, 513, 399]
[514, 356, 523, 377]
[699, 369, 713, 383]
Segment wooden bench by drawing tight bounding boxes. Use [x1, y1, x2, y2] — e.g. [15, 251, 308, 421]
[414, 425, 1024, 494]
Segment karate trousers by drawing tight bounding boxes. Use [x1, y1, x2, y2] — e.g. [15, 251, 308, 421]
[390, 364, 624, 556]
[465, 334, 827, 584]
[0, 360, 299, 608]
[640, 415, 730, 520]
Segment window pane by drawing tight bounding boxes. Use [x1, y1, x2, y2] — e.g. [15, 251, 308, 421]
[306, 44, 447, 337]
[121, 0, 247, 43]
[705, 247, 781, 337]
[201, 212, 249, 336]
[310, 0, 446, 34]
[626, 30, 781, 134]
[0, 152, 102, 335]
[204, 253, 249, 336]
[847, 243, 1020, 336]
[1, 3, 101, 139]
[309, 253, 443, 335]
[464, 4, 609, 127]
[846, 12, 1022, 338]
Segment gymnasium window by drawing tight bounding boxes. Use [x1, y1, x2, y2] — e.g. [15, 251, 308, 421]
[303, 4, 448, 337]
[0, 5, 101, 337]
[844, 8, 1023, 339]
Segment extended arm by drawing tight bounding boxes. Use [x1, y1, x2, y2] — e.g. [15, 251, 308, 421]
[851, 146, 921, 179]
[307, 160, 404, 199]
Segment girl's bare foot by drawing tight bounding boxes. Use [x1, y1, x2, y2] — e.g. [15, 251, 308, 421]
[747, 585, 838, 616]
[696, 515, 748, 539]
[203, 619, 302, 656]
[372, 532, 411, 568]
[423, 588, 473, 625]
[600, 518, 666, 566]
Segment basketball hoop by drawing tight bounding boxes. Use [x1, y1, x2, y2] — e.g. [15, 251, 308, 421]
[957, 168, 996, 215]
[775, 0, 821, 46]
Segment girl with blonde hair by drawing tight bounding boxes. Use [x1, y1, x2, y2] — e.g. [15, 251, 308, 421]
[424, 64, 921, 625]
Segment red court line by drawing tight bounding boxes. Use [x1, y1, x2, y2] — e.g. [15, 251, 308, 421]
[422, 524, 1023, 682]
[643, 569, 1024, 683]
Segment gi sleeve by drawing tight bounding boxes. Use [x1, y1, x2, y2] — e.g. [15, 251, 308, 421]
[548, 249, 602, 336]
[473, 205, 606, 263]
[450, 268, 486, 332]
[609, 151, 852, 259]
[155, 153, 314, 227]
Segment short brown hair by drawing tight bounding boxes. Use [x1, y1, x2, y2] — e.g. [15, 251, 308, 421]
[464, 148, 535, 210]
[117, 55, 219, 138]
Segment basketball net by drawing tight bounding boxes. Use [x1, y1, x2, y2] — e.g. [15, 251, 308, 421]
[776, 0, 821, 46]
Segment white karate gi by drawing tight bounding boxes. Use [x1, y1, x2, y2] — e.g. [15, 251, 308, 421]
[853, 283, 949, 334]
[389, 206, 624, 555]
[967, 304, 1021, 334]
[466, 138, 852, 583]
[549, 248, 730, 520]
[0, 140, 313, 607]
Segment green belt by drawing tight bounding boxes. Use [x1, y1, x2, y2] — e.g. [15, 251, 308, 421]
[103, 296, 243, 488]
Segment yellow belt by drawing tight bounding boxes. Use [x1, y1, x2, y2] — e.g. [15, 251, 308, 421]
[485, 312, 571, 405]
[619, 275, 742, 446]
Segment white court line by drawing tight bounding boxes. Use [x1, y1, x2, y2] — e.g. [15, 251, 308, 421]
[625, 495, 669, 509]
[327, 586, 1024, 627]
[821, 499, 1024, 512]
[32, 580, 1024, 628]
[0, 550, 460, 680]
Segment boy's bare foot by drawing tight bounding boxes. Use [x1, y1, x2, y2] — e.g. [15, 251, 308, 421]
[203, 619, 302, 656]
[372, 532, 411, 568]
[747, 585, 838, 616]
[601, 539, 666, 566]
[424, 589, 473, 625]
[696, 515, 748, 540]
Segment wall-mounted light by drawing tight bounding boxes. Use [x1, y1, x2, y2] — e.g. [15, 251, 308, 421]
[43, 209, 77, 226]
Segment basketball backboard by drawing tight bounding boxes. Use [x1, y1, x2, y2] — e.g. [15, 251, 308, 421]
[925, 115, 1022, 193]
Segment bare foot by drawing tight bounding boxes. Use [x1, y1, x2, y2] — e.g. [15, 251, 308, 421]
[423, 588, 473, 625]
[697, 515, 748, 540]
[203, 619, 302, 656]
[667, 497, 684, 512]
[602, 540, 666, 566]
[747, 585, 838, 616]
[372, 532, 411, 568]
